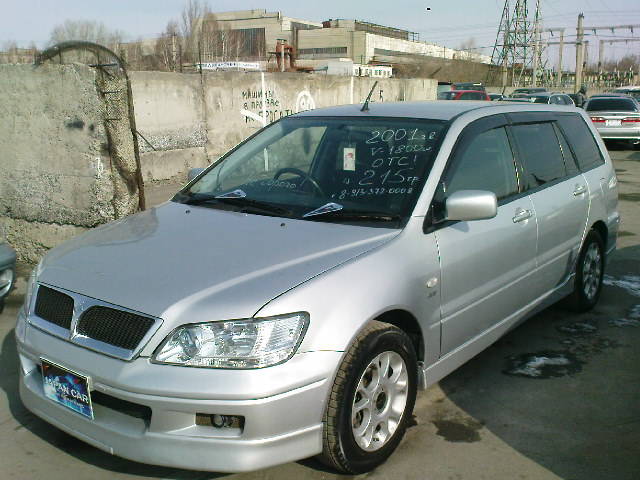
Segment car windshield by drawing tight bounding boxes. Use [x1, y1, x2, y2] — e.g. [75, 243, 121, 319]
[176, 117, 446, 225]
[586, 98, 637, 112]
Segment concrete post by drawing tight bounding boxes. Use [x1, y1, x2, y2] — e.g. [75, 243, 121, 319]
[575, 13, 584, 93]
[557, 31, 564, 88]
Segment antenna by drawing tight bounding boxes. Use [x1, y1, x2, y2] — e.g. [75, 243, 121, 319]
[361, 81, 378, 112]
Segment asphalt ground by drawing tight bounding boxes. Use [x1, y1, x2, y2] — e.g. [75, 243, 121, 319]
[1, 145, 639, 480]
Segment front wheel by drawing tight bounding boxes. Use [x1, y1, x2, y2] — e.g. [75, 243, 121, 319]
[319, 321, 417, 474]
[565, 229, 605, 312]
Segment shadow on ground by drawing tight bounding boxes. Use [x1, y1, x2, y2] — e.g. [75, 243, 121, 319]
[439, 245, 640, 480]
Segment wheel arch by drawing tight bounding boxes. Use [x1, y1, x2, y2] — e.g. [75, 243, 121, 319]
[591, 220, 608, 251]
[374, 309, 425, 362]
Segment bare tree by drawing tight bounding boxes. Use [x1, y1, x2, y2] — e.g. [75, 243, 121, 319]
[457, 38, 479, 62]
[155, 20, 180, 70]
[49, 20, 125, 48]
[180, 0, 210, 63]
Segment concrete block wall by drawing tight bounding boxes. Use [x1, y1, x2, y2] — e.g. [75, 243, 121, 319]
[131, 71, 437, 174]
[0, 64, 140, 263]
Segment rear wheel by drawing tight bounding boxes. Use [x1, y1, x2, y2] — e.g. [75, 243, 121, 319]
[319, 321, 417, 474]
[565, 229, 605, 312]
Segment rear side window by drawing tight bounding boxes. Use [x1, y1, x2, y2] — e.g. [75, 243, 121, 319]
[553, 124, 579, 176]
[511, 123, 566, 188]
[585, 98, 638, 112]
[444, 127, 518, 200]
[556, 115, 605, 171]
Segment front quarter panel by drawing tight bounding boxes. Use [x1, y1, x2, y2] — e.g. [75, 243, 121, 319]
[255, 218, 442, 366]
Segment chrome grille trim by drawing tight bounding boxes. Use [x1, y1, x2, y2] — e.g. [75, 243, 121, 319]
[28, 283, 163, 361]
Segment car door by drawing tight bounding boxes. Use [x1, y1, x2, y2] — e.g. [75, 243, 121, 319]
[430, 115, 538, 354]
[508, 114, 589, 297]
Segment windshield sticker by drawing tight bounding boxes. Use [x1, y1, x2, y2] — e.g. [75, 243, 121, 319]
[343, 148, 356, 171]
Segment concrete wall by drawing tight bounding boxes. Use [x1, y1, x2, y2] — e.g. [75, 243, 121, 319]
[0, 64, 140, 263]
[130, 71, 437, 177]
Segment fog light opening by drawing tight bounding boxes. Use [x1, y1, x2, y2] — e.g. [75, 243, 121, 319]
[196, 413, 245, 430]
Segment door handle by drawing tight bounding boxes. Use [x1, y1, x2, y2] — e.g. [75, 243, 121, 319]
[573, 184, 587, 196]
[512, 208, 533, 223]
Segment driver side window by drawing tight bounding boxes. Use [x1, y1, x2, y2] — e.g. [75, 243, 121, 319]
[445, 127, 519, 200]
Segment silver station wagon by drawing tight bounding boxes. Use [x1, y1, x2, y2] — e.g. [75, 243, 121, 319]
[16, 101, 619, 474]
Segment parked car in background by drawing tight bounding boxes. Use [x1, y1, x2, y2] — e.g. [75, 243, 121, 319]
[16, 101, 618, 474]
[452, 82, 486, 92]
[585, 95, 640, 148]
[488, 93, 505, 101]
[524, 93, 575, 105]
[0, 225, 16, 314]
[438, 90, 490, 101]
[512, 87, 547, 95]
[613, 86, 640, 101]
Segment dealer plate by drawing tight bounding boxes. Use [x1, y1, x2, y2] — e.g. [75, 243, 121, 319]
[41, 359, 93, 419]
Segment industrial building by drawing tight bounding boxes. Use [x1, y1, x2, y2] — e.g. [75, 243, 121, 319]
[199, 9, 491, 69]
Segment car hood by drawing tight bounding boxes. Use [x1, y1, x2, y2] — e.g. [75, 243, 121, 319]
[39, 202, 399, 322]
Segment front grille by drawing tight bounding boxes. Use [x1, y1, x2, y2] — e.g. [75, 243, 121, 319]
[35, 286, 74, 329]
[76, 306, 155, 350]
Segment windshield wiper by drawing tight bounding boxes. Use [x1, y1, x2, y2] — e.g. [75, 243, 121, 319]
[180, 190, 293, 216]
[303, 204, 401, 222]
[302, 202, 343, 218]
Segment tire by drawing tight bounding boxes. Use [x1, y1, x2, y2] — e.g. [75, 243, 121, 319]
[565, 229, 605, 312]
[318, 320, 417, 474]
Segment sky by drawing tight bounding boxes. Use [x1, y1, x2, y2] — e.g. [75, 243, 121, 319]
[2, 0, 640, 65]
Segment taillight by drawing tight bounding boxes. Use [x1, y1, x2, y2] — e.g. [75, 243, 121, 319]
[621, 117, 640, 123]
[590, 117, 605, 123]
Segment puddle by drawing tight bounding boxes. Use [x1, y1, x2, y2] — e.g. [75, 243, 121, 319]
[603, 275, 640, 298]
[556, 321, 597, 335]
[432, 418, 482, 443]
[503, 351, 583, 379]
[609, 318, 640, 327]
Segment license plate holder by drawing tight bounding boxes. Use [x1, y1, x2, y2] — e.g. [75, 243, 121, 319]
[605, 119, 621, 127]
[41, 359, 93, 419]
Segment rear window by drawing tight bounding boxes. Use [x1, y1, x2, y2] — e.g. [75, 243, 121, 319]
[556, 114, 605, 171]
[438, 92, 457, 100]
[532, 96, 548, 104]
[511, 123, 567, 188]
[585, 98, 637, 112]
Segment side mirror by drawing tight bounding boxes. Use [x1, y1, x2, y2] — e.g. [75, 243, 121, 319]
[188, 168, 205, 182]
[446, 190, 497, 221]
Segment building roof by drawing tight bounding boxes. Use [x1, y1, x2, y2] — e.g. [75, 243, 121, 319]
[291, 101, 578, 121]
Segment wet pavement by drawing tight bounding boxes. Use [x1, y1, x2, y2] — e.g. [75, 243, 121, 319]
[0, 146, 639, 479]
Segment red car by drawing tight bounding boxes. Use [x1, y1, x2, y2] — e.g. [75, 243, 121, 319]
[437, 90, 490, 101]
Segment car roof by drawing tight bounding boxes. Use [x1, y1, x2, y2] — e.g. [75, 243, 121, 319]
[291, 101, 577, 121]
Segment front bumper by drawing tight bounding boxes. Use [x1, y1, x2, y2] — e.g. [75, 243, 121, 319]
[17, 315, 342, 472]
[0, 243, 17, 301]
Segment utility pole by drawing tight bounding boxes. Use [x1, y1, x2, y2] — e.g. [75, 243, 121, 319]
[557, 30, 564, 88]
[171, 33, 177, 72]
[598, 39, 604, 87]
[575, 13, 584, 93]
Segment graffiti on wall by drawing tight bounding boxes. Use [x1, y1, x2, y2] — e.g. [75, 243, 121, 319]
[240, 72, 315, 127]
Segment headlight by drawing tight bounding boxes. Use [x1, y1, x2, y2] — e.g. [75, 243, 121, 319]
[152, 312, 309, 369]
